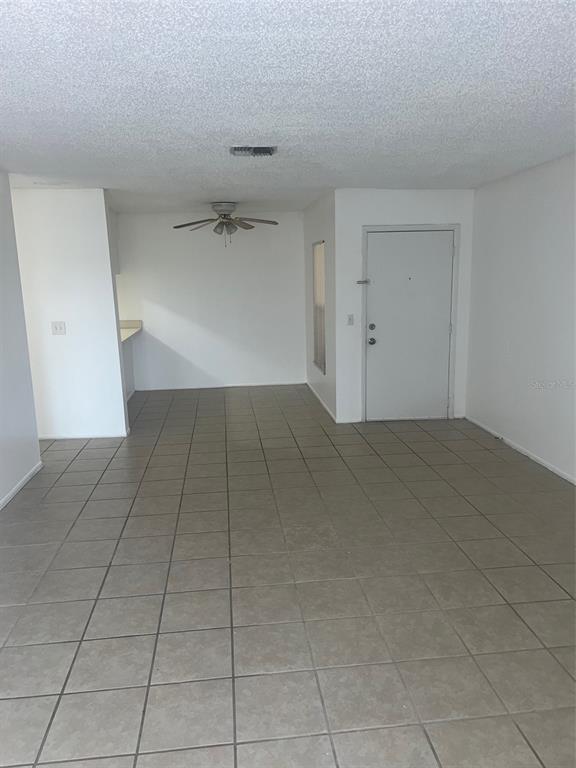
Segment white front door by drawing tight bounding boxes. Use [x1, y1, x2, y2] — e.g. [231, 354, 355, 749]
[365, 230, 454, 420]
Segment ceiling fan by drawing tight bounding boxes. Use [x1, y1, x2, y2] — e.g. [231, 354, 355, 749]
[173, 202, 278, 237]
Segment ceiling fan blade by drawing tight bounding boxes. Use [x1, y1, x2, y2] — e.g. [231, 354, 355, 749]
[173, 218, 216, 229]
[237, 217, 278, 225]
[213, 221, 225, 235]
[188, 220, 216, 231]
[233, 219, 255, 230]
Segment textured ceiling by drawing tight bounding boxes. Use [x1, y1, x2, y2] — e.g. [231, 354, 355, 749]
[1, 0, 574, 211]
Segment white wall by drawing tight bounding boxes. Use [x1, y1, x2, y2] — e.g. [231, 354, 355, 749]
[303, 193, 337, 418]
[121, 340, 135, 401]
[0, 173, 40, 507]
[468, 155, 575, 480]
[12, 188, 127, 439]
[333, 189, 475, 422]
[115, 212, 306, 390]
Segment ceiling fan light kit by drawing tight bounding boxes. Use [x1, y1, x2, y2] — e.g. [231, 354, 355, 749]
[173, 202, 278, 241]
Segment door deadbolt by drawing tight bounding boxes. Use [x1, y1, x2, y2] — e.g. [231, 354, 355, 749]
[368, 323, 376, 330]
[368, 337, 376, 345]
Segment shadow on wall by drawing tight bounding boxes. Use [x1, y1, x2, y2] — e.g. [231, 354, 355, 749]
[116, 212, 306, 390]
[132, 330, 245, 389]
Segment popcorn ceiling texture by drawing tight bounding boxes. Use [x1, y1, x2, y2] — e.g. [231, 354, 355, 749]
[1, 0, 574, 211]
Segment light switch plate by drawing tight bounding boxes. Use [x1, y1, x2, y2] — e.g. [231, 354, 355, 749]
[51, 321, 66, 335]
[347, 314, 355, 326]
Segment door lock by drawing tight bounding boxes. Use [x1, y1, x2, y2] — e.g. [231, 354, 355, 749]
[368, 323, 376, 330]
[368, 337, 376, 345]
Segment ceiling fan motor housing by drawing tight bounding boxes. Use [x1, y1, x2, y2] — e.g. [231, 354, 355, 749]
[211, 202, 237, 216]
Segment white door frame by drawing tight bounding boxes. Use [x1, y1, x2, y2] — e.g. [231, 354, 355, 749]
[360, 224, 461, 422]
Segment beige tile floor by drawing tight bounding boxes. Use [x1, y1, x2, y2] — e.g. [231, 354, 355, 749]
[0, 384, 574, 767]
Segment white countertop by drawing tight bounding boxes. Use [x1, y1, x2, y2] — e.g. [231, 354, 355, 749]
[120, 320, 142, 342]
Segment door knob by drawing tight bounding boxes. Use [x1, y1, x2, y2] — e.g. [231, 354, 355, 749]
[368, 337, 376, 345]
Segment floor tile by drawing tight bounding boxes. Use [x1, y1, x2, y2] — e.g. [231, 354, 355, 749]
[231, 553, 293, 586]
[66, 517, 125, 541]
[542, 563, 575, 596]
[399, 656, 506, 721]
[41, 687, 146, 761]
[137, 746, 234, 767]
[140, 679, 233, 751]
[426, 716, 540, 768]
[476, 649, 576, 711]
[29, 567, 106, 603]
[113, 535, 173, 565]
[101, 563, 169, 597]
[233, 584, 301, 625]
[237, 736, 335, 767]
[550, 645, 575, 677]
[131, 496, 181, 515]
[235, 671, 326, 741]
[0, 520, 72, 547]
[0, 695, 56, 765]
[360, 575, 438, 613]
[0, 641, 77, 697]
[41, 757, 134, 767]
[334, 725, 438, 768]
[6, 398, 573, 764]
[234, 622, 312, 675]
[152, 628, 231, 683]
[230, 528, 287, 555]
[513, 600, 575, 647]
[318, 663, 415, 730]
[306, 616, 391, 667]
[167, 558, 229, 592]
[122, 514, 177, 538]
[85, 595, 162, 638]
[515, 708, 576, 768]
[6, 599, 93, 645]
[296, 579, 371, 620]
[0, 604, 22, 644]
[161, 589, 230, 631]
[423, 570, 505, 608]
[173, 532, 229, 559]
[459, 539, 532, 568]
[447, 604, 542, 653]
[50, 540, 116, 569]
[66, 635, 155, 691]
[81, 499, 133, 518]
[483, 566, 569, 602]
[439, 516, 503, 540]
[0, 542, 59, 573]
[377, 610, 467, 660]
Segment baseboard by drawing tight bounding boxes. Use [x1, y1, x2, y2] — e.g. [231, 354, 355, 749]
[306, 383, 338, 422]
[0, 461, 43, 510]
[466, 416, 575, 484]
[39, 433, 127, 440]
[132, 380, 307, 392]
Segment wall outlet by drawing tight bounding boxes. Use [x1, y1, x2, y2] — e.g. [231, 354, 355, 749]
[51, 321, 66, 335]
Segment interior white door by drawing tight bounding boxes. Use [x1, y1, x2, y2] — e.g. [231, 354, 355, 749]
[365, 230, 454, 420]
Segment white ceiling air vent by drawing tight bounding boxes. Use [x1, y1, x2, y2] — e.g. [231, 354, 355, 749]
[230, 146, 278, 157]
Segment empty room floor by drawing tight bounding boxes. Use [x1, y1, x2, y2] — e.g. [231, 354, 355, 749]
[0, 385, 574, 767]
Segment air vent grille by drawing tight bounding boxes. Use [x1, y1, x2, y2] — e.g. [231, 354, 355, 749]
[230, 146, 278, 157]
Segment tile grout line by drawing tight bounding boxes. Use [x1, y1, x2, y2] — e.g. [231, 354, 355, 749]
[31, 393, 172, 767]
[1, 440, 134, 652]
[279, 399, 342, 768]
[130, 390, 194, 766]
[224, 392, 240, 768]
